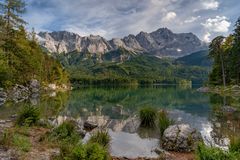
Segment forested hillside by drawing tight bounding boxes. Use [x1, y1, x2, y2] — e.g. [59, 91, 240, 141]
[0, 0, 68, 88]
[54, 48, 209, 86]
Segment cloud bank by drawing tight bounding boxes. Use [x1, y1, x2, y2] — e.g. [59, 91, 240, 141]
[24, 0, 239, 41]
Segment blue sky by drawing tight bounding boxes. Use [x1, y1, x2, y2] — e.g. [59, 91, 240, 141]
[24, 0, 240, 42]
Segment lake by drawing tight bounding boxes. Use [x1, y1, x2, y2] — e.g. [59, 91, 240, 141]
[1, 85, 240, 158]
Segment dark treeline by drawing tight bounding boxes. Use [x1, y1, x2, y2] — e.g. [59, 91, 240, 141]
[209, 17, 240, 86]
[0, 0, 68, 88]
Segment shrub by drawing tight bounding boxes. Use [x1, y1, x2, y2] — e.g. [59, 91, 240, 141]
[85, 143, 109, 160]
[57, 142, 109, 160]
[139, 107, 157, 127]
[196, 143, 236, 160]
[48, 121, 80, 144]
[16, 105, 40, 126]
[88, 130, 111, 148]
[158, 110, 174, 136]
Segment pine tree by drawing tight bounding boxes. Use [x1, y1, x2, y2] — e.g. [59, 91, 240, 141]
[0, 0, 26, 67]
[231, 17, 240, 84]
[209, 36, 226, 86]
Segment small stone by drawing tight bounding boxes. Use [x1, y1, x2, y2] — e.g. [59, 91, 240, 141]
[84, 121, 98, 130]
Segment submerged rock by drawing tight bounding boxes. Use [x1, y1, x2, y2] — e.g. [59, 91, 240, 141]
[197, 87, 209, 93]
[162, 124, 202, 152]
[222, 106, 237, 113]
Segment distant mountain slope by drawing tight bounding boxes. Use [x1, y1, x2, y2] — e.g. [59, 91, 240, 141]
[175, 50, 212, 67]
[49, 47, 210, 85]
[38, 28, 207, 58]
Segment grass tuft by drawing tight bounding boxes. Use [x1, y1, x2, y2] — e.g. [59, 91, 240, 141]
[139, 107, 157, 127]
[16, 105, 40, 127]
[47, 121, 80, 144]
[88, 130, 111, 148]
[158, 110, 174, 136]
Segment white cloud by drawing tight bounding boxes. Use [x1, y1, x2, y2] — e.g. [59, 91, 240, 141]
[184, 16, 201, 23]
[162, 12, 177, 22]
[201, 16, 231, 33]
[202, 0, 219, 10]
[203, 32, 211, 42]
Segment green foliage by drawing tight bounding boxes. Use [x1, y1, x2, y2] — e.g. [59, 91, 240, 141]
[230, 138, 240, 153]
[209, 17, 240, 85]
[0, 1, 69, 88]
[196, 143, 238, 160]
[16, 105, 40, 127]
[47, 121, 80, 144]
[158, 110, 174, 136]
[84, 143, 109, 160]
[12, 133, 31, 152]
[88, 130, 111, 148]
[56, 48, 209, 86]
[176, 50, 212, 67]
[139, 107, 157, 127]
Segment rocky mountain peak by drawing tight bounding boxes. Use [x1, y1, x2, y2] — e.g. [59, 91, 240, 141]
[38, 28, 207, 57]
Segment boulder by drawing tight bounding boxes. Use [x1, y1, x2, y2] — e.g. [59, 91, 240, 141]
[162, 124, 202, 152]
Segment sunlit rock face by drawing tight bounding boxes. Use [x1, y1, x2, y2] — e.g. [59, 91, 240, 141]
[38, 28, 207, 58]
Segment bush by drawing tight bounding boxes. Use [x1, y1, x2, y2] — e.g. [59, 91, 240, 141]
[85, 143, 109, 160]
[16, 105, 40, 126]
[196, 143, 236, 160]
[139, 107, 157, 127]
[88, 130, 111, 148]
[56, 142, 109, 160]
[158, 110, 174, 136]
[48, 121, 80, 144]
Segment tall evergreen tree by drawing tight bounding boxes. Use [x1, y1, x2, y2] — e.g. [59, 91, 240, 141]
[231, 17, 240, 84]
[209, 36, 226, 86]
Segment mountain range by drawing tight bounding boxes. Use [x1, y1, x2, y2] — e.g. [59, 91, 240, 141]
[38, 28, 207, 58]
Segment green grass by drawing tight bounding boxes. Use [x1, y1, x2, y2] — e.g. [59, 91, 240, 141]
[47, 121, 80, 144]
[158, 110, 174, 136]
[16, 105, 40, 127]
[139, 107, 157, 127]
[230, 138, 240, 152]
[0, 129, 31, 152]
[88, 130, 111, 148]
[196, 143, 238, 160]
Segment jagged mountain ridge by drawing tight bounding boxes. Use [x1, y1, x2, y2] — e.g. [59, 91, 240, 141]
[38, 28, 207, 57]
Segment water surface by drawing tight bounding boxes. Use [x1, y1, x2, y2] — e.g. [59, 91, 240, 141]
[1, 85, 240, 158]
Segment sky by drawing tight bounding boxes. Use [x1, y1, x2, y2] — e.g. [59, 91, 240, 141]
[24, 0, 240, 42]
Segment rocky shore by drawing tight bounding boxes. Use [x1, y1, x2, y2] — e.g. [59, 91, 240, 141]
[0, 79, 70, 106]
[0, 112, 202, 160]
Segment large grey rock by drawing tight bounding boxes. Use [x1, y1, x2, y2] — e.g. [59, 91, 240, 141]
[162, 124, 202, 152]
[197, 87, 209, 93]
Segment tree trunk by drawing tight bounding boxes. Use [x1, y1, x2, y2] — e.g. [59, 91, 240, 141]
[220, 53, 226, 87]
